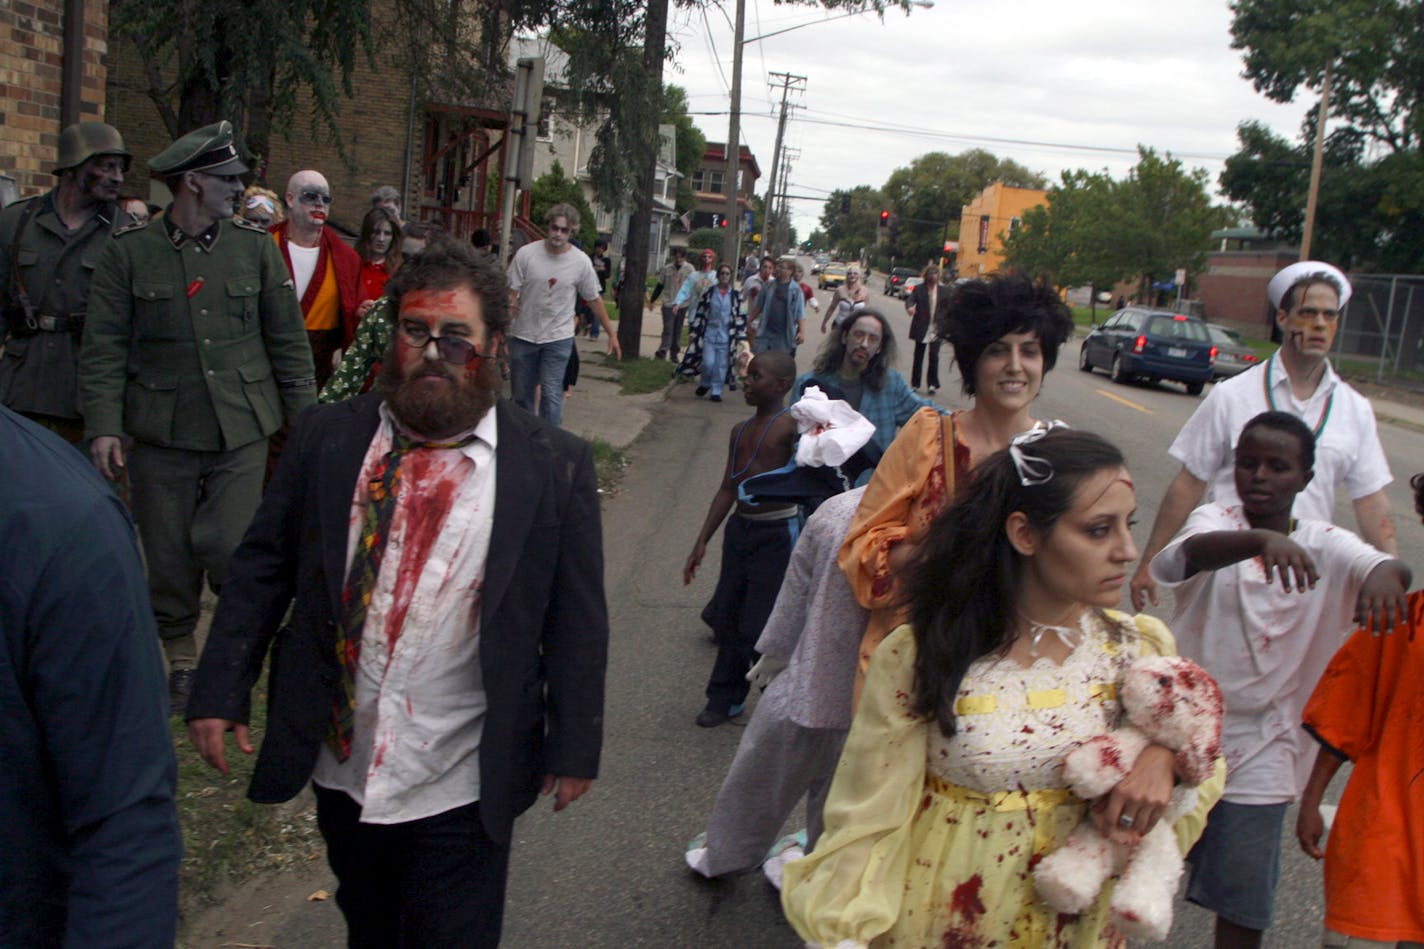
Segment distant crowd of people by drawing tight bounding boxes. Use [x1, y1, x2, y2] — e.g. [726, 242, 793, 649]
[3, 117, 1421, 949]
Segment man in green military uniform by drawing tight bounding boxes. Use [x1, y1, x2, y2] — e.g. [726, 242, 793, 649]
[80, 121, 317, 712]
[0, 122, 132, 443]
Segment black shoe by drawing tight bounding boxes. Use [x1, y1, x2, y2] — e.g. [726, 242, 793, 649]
[169, 669, 196, 717]
[695, 385, 710, 397]
[655, 349, 667, 360]
[709, 394, 722, 402]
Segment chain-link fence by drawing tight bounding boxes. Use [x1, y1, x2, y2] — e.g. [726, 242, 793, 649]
[1335, 274, 1424, 391]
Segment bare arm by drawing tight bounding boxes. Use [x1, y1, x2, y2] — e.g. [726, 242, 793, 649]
[684, 430, 738, 585]
[1130, 466, 1207, 609]
[585, 296, 621, 360]
[1182, 529, 1318, 592]
[1295, 745, 1345, 859]
[1352, 489, 1398, 555]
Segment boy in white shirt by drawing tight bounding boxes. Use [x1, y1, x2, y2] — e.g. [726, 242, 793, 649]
[1150, 410, 1409, 949]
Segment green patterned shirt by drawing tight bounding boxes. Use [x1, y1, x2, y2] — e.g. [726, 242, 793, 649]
[321, 298, 393, 403]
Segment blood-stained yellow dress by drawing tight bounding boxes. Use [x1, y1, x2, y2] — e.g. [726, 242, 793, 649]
[781, 612, 1223, 948]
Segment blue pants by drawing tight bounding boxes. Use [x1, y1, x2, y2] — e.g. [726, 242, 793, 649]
[702, 335, 729, 396]
[508, 336, 574, 426]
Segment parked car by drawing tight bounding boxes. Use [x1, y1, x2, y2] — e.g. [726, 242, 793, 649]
[1205, 323, 1259, 380]
[810, 254, 830, 275]
[819, 263, 848, 290]
[1078, 307, 1216, 395]
[900, 276, 924, 309]
[884, 267, 917, 297]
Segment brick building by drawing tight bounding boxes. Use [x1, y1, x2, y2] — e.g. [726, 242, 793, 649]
[690, 142, 759, 233]
[104, 2, 518, 239]
[1, 0, 110, 203]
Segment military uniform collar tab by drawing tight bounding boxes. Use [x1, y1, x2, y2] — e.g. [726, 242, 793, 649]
[162, 214, 222, 251]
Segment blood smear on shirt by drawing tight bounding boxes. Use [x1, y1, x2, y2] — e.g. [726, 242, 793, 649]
[383, 451, 463, 652]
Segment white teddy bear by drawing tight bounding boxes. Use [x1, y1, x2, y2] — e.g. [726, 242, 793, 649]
[1033, 655, 1223, 941]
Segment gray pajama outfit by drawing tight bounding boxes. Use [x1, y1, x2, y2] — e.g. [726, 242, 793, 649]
[695, 487, 869, 877]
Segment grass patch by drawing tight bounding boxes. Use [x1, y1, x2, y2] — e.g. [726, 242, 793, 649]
[601, 355, 676, 395]
[172, 674, 322, 922]
[588, 437, 628, 492]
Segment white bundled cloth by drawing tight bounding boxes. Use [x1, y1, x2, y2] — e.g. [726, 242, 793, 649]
[791, 386, 875, 467]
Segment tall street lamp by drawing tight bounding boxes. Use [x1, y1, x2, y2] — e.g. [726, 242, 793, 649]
[721, 0, 935, 266]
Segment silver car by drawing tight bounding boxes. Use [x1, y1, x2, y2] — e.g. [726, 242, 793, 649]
[1206, 323, 1261, 380]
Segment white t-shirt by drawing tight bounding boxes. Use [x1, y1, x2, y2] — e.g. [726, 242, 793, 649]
[289, 242, 321, 302]
[1150, 502, 1390, 804]
[507, 241, 601, 344]
[1168, 354, 1391, 521]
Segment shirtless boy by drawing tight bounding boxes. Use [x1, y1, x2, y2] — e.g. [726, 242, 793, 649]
[684, 351, 800, 727]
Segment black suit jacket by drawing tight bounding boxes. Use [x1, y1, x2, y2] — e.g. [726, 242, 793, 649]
[907, 281, 944, 342]
[187, 395, 609, 845]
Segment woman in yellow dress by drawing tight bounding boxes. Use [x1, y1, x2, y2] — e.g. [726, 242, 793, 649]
[782, 429, 1223, 947]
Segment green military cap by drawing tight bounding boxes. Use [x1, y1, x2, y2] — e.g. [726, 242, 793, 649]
[148, 120, 249, 177]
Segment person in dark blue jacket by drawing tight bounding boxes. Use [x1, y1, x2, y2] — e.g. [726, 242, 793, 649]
[0, 406, 182, 947]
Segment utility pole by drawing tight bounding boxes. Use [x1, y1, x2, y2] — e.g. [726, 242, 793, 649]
[1300, 59, 1332, 261]
[759, 72, 806, 256]
[775, 147, 800, 253]
[722, 0, 746, 268]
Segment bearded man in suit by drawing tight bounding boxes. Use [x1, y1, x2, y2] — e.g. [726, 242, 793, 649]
[187, 236, 609, 948]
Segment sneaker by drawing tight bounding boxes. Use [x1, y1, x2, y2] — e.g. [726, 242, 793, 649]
[695, 385, 710, 397]
[927, 386, 938, 396]
[762, 833, 807, 891]
[708, 394, 723, 403]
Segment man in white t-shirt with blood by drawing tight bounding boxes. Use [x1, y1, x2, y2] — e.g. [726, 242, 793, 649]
[1131, 260, 1397, 611]
[506, 203, 620, 425]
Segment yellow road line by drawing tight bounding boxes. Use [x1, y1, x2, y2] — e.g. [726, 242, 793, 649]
[1096, 388, 1153, 414]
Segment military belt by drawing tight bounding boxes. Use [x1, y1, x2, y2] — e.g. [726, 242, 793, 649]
[27, 313, 85, 333]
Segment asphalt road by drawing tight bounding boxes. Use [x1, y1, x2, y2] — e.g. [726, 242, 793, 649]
[195, 259, 1424, 947]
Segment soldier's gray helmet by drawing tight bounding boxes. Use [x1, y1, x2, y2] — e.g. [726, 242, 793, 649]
[54, 122, 132, 174]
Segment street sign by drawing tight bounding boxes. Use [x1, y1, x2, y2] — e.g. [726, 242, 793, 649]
[1174, 268, 1186, 286]
[742, 209, 754, 234]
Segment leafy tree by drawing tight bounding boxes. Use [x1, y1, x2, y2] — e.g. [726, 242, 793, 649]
[1004, 168, 1126, 297]
[818, 186, 886, 259]
[1117, 148, 1231, 296]
[881, 150, 1046, 266]
[1003, 148, 1227, 299]
[1230, 0, 1421, 153]
[686, 228, 724, 255]
[1221, 120, 1423, 271]
[530, 161, 598, 248]
[110, 0, 375, 164]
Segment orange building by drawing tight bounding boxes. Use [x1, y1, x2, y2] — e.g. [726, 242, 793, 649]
[957, 182, 1048, 277]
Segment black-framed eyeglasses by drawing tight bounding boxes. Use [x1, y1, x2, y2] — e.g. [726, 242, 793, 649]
[299, 190, 333, 206]
[397, 321, 490, 366]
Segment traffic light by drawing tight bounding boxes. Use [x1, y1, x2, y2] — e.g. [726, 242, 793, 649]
[840, 194, 851, 214]
[879, 210, 890, 228]
[719, 217, 728, 227]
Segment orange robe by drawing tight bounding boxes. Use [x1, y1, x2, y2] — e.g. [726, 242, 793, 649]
[837, 407, 970, 704]
[1302, 592, 1424, 943]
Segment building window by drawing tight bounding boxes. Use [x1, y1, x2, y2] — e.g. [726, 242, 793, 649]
[1009, 216, 1022, 232]
[537, 99, 555, 141]
[705, 170, 724, 194]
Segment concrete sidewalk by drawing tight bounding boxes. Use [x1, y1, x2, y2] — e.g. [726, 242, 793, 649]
[560, 304, 676, 450]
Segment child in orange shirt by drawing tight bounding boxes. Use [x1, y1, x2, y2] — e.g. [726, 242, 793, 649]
[1297, 472, 1424, 949]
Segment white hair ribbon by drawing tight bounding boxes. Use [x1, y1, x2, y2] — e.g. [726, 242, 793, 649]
[1007, 420, 1070, 487]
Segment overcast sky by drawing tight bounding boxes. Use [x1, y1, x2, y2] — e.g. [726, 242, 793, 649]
[664, 0, 1313, 236]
